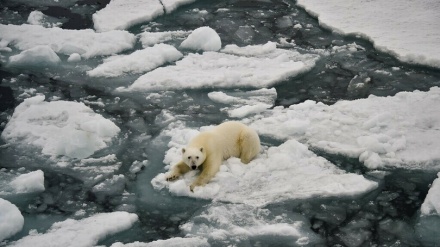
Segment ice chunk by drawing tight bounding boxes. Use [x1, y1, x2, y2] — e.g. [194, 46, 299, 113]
[93, 0, 164, 32]
[125, 43, 318, 91]
[250, 87, 440, 170]
[208, 88, 277, 118]
[1, 95, 120, 159]
[27, 10, 45, 25]
[0, 170, 45, 195]
[296, 0, 440, 68]
[152, 127, 378, 207]
[9, 45, 60, 67]
[138, 31, 190, 48]
[8, 212, 138, 247]
[0, 24, 136, 58]
[180, 26, 222, 52]
[87, 44, 183, 78]
[161, 0, 197, 13]
[0, 198, 24, 242]
[420, 172, 440, 216]
[92, 174, 126, 201]
[181, 204, 322, 246]
[110, 237, 209, 247]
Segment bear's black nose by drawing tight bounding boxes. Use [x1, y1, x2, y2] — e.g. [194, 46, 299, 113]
[191, 165, 197, 170]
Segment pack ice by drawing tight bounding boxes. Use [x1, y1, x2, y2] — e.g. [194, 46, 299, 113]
[1, 95, 120, 159]
[249, 87, 440, 170]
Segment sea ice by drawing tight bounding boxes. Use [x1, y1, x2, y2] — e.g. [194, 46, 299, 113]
[87, 44, 183, 78]
[138, 31, 190, 48]
[8, 45, 61, 67]
[152, 125, 378, 207]
[161, 0, 197, 13]
[125, 42, 318, 91]
[1, 95, 120, 159]
[0, 24, 136, 58]
[181, 204, 323, 246]
[420, 172, 440, 216]
[8, 212, 138, 247]
[93, 0, 164, 32]
[0, 170, 45, 195]
[296, 0, 440, 68]
[110, 237, 209, 247]
[249, 87, 440, 170]
[0, 198, 24, 242]
[179, 26, 222, 52]
[208, 88, 277, 118]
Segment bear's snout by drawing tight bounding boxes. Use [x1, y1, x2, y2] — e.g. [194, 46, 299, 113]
[191, 165, 197, 170]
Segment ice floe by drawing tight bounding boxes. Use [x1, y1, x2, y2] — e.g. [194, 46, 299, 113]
[93, 0, 164, 32]
[0, 170, 45, 195]
[0, 198, 24, 242]
[9, 45, 61, 67]
[161, 0, 197, 13]
[420, 172, 440, 216]
[1, 95, 120, 159]
[181, 204, 323, 246]
[8, 212, 138, 247]
[152, 125, 378, 207]
[125, 42, 318, 91]
[87, 44, 183, 78]
[138, 31, 190, 48]
[296, 0, 440, 68]
[249, 87, 440, 170]
[208, 88, 277, 118]
[110, 237, 209, 247]
[179, 26, 222, 52]
[0, 24, 135, 58]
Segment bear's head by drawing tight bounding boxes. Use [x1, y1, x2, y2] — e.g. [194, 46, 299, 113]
[182, 147, 206, 170]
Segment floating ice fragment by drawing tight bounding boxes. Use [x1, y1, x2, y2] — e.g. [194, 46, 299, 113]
[138, 31, 190, 48]
[87, 44, 183, 78]
[8, 212, 138, 247]
[420, 172, 440, 216]
[110, 237, 209, 247]
[9, 45, 60, 67]
[0, 198, 24, 242]
[1, 95, 120, 159]
[180, 26, 222, 52]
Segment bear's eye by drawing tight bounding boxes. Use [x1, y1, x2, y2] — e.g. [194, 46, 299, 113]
[196, 156, 199, 159]
[187, 156, 191, 160]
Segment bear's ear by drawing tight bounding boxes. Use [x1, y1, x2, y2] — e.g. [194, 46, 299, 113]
[200, 147, 204, 153]
[182, 148, 186, 153]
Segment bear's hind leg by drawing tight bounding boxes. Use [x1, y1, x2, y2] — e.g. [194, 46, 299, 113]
[239, 128, 261, 164]
[166, 161, 190, 181]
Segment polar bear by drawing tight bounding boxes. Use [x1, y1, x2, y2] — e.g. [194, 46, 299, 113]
[166, 121, 260, 191]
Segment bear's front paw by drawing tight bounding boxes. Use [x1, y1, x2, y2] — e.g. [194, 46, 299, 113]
[166, 174, 179, 181]
[189, 184, 196, 192]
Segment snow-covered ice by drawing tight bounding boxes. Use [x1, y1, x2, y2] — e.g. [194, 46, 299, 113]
[87, 44, 183, 77]
[249, 87, 440, 170]
[0, 170, 45, 195]
[161, 0, 197, 13]
[0, 198, 24, 242]
[138, 31, 190, 48]
[93, 0, 164, 32]
[125, 42, 318, 91]
[0, 24, 136, 58]
[181, 204, 322, 246]
[420, 172, 440, 216]
[8, 212, 138, 247]
[1, 95, 120, 159]
[179, 26, 222, 52]
[110, 237, 209, 247]
[9, 45, 61, 67]
[296, 0, 440, 68]
[152, 125, 378, 207]
[208, 88, 277, 118]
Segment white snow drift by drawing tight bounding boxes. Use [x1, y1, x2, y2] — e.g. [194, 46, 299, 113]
[296, 0, 440, 68]
[249, 87, 440, 170]
[1, 95, 121, 159]
[152, 125, 378, 207]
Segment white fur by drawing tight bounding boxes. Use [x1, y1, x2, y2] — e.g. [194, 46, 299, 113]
[166, 121, 260, 191]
